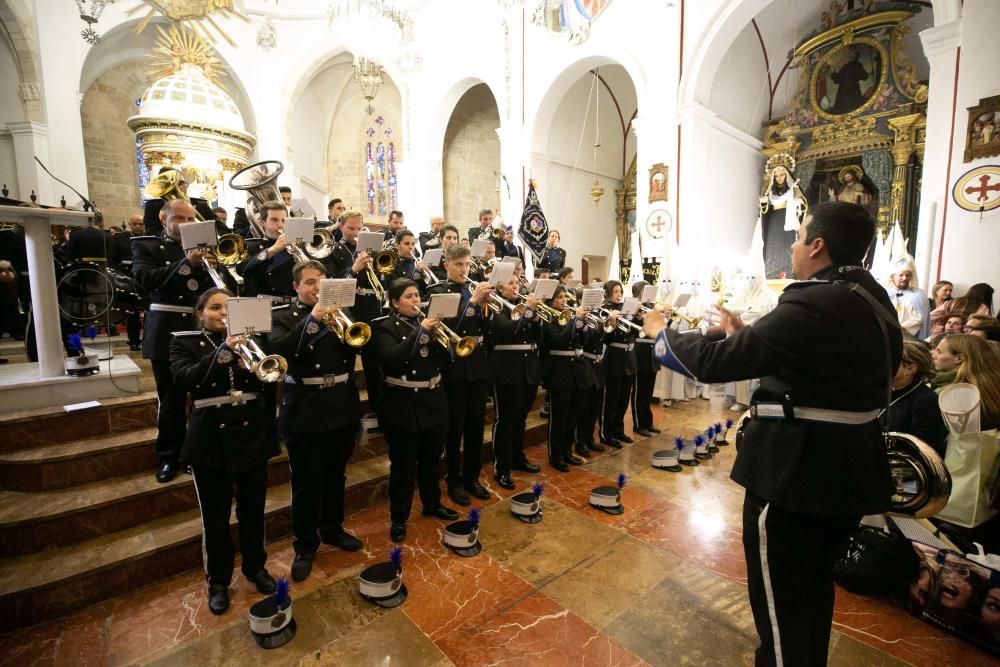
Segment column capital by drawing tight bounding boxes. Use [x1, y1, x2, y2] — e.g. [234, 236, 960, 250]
[18, 83, 39, 102]
[5, 120, 47, 138]
[920, 20, 962, 59]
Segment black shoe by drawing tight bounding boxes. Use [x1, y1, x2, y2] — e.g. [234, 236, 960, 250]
[586, 441, 606, 453]
[324, 531, 363, 552]
[249, 569, 276, 594]
[636, 429, 656, 437]
[423, 506, 459, 521]
[511, 461, 541, 473]
[291, 553, 314, 582]
[601, 437, 623, 449]
[128, 343, 141, 351]
[648, 426, 662, 434]
[208, 585, 229, 615]
[615, 434, 635, 444]
[550, 459, 569, 472]
[575, 445, 592, 459]
[567, 454, 585, 466]
[448, 486, 471, 506]
[155, 461, 178, 483]
[390, 523, 406, 542]
[494, 474, 515, 490]
[465, 482, 491, 501]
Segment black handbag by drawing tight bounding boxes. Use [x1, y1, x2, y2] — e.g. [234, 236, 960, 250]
[833, 516, 919, 596]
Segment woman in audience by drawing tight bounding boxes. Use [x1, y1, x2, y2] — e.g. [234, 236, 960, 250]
[881, 340, 948, 456]
[930, 283, 995, 336]
[929, 280, 953, 312]
[931, 334, 1000, 430]
[965, 315, 1000, 342]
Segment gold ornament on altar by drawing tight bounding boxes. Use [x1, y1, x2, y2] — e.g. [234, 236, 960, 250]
[146, 24, 227, 90]
[129, 0, 247, 47]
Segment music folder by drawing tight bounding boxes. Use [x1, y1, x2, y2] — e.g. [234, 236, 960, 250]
[227, 297, 273, 335]
[426, 293, 461, 319]
[284, 217, 315, 244]
[179, 222, 218, 251]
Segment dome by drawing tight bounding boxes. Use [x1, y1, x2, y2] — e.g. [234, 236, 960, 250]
[133, 63, 245, 134]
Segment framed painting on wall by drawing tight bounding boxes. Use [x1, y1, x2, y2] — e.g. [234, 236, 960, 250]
[648, 163, 668, 203]
[965, 96, 1000, 163]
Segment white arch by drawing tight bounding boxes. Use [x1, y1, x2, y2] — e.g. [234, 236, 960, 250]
[423, 76, 502, 161]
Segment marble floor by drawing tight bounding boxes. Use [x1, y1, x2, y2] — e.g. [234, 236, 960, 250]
[2, 399, 997, 666]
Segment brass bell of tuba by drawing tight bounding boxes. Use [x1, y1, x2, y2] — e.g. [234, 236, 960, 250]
[229, 160, 286, 238]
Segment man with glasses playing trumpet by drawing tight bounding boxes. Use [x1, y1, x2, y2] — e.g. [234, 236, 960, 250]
[268, 259, 366, 582]
[427, 244, 493, 506]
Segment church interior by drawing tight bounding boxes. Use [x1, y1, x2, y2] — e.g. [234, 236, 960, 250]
[2, 0, 1000, 664]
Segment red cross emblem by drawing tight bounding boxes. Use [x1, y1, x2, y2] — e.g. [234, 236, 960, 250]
[646, 209, 672, 238]
[953, 166, 1000, 212]
[965, 175, 1000, 202]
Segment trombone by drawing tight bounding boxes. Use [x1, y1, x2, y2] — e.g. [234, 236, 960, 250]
[322, 307, 370, 347]
[469, 280, 526, 320]
[223, 321, 288, 383]
[419, 309, 477, 357]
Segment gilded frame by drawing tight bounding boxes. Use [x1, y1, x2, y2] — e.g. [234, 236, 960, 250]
[648, 163, 668, 203]
[808, 36, 890, 122]
[964, 95, 1000, 163]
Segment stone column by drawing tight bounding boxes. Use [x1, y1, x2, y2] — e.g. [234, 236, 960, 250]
[6, 120, 52, 204]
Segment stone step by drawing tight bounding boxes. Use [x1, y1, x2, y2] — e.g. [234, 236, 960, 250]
[0, 413, 549, 631]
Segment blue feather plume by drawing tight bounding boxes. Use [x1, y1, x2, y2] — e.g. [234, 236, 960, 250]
[694, 434, 705, 446]
[274, 576, 290, 606]
[532, 482, 544, 498]
[617, 472, 627, 489]
[725, 418, 734, 429]
[83, 326, 97, 339]
[674, 436, 685, 450]
[390, 546, 403, 571]
[468, 507, 480, 529]
[715, 422, 723, 432]
[67, 333, 82, 351]
[706, 425, 716, 438]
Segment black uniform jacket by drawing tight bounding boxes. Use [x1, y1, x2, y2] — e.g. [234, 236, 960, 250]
[579, 322, 605, 390]
[879, 379, 949, 457]
[541, 315, 590, 390]
[269, 301, 361, 434]
[131, 234, 228, 360]
[602, 302, 638, 377]
[327, 240, 383, 322]
[653, 264, 902, 516]
[107, 232, 135, 274]
[143, 197, 216, 236]
[427, 279, 490, 382]
[388, 256, 430, 298]
[497, 241, 523, 262]
[418, 232, 440, 253]
[489, 306, 542, 386]
[64, 226, 112, 262]
[170, 330, 279, 474]
[241, 237, 297, 298]
[634, 313, 657, 375]
[371, 313, 450, 432]
[537, 246, 566, 273]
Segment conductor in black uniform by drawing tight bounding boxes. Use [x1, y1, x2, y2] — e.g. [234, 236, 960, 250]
[132, 199, 231, 483]
[170, 288, 279, 615]
[536, 229, 566, 274]
[427, 244, 493, 506]
[269, 260, 364, 582]
[642, 202, 900, 667]
[372, 278, 459, 542]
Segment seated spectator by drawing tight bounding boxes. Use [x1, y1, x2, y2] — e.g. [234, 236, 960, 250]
[930, 283, 995, 336]
[880, 340, 948, 456]
[929, 280, 953, 312]
[931, 334, 1000, 430]
[943, 314, 966, 335]
[965, 315, 1000, 342]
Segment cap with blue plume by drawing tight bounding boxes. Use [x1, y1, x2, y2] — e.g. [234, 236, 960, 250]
[274, 576, 290, 608]
[67, 333, 82, 353]
[468, 507, 480, 530]
[617, 473, 627, 489]
[82, 325, 97, 340]
[532, 482, 544, 499]
[389, 546, 403, 572]
[694, 434, 705, 447]
[674, 435, 685, 451]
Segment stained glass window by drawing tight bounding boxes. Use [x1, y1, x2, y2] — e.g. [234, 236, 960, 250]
[365, 116, 397, 217]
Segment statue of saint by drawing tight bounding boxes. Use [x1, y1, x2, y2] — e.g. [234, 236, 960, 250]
[829, 165, 872, 207]
[758, 154, 808, 278]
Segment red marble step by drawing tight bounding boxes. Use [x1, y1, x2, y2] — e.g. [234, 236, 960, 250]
[0, 413, 549, 631]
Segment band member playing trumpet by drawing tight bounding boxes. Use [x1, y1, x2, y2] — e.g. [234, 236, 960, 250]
[169, 287, 280, 615]
[576, 292, 607, 455]
[489, 274, 543, 488]
[240, 200, 297, 301]
[329, 211, 385, 410]
[133, 199, 233, 483]
[373, 278, 460, 542]
[388, 229, 434, 297]
[630, 281, 661, 437]
[418, 216, 443, 254]
[468, 208, 495, 245]
[427, 245, 493, 506]
[541, 284, 591, 471]
[268, 260, 364, 582]
[599, 280, 639, 448]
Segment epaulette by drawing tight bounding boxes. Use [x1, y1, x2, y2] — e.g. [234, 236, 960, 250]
[130, 235, 157, 241]
[271, 303, 291, 311]
[171, 330, 204, 336]
[371, 315, 390, 322]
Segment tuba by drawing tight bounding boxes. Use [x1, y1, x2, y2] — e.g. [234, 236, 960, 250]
[144, 170, 206, 221]
[732, 411, 952, 518]
[229, 160, 286, 238]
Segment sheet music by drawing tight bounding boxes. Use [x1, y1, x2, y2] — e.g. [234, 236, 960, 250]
[641, 284, 658, 303]
[319, 279, 357, 308]
[470, 239, 492, 258]
[179, 222, 218, 250]
[581, 288, 604, 308]
[227, 297, 273, 334]
[423, 248, 443, 265]
[621, 297, 640, 316]
[533, 279, 558, 300]
[501, 255, 521, 266]
[358, 231, 384, 253]
[426, 293, 461, 318]
[672, 293, 692, 308]
[284, 217, 315, 244]
[288, 198, 315, 219]
[488, 261, 514, 287]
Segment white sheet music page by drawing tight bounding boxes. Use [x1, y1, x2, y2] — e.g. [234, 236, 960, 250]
[426, 293, 461, 319]
[227, 297, 273, 334]
[319, 279, 357, 308]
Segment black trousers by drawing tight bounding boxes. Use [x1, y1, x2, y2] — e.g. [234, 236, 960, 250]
[360, 344, 382, 409]
[576, 385, 600, 446]
[549, 386, 583, 463]
[384, 425, 446, 524]
[151, 358, 187, 463]
[283, 425, 357, 556]
[191, 461, 269, 588]
[742, 491, 861, 667]
[600, 373, 634, 441]
[491, 383, 538, 476]
[444, 379, 488, 487]
[630, 371, 655, 431]
[125, 309, 143, 346]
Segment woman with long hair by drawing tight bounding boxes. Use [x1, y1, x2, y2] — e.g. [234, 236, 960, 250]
[169, 287, 280, 615]
[880, 340, 948, 456]
[930, 283, 994, 336]
[932, 334, 1000, 430]
[598, 280, 639, 447]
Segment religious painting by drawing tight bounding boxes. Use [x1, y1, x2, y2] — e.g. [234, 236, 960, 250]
[811, 39, 885, 118]
[964, 96, 1000, 163]
[648, 163, 668, 203]
[533, 0, 612, 43]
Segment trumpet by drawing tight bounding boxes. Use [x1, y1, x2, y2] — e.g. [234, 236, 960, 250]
[597, 307, 646, 335]
[419, 309, 477, 357]
[224, 323, 288, 383]
[187, 234, 246, 290]
[469, 281, 526, 320]
[585, 311, 615, 333]
[668, 310, 701, 328]
[322, 307, 370, 347]
[515, 294, 572, 325]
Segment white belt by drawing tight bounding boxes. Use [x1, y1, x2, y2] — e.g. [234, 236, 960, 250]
[494, 344, 535, 351]
[635, 338, 654, 344]
[752, 403, 881, 424]
[385, 374, 442, 390]
[581, 351, 603, 362]
[287, 373, 350, 388]
[193, 392, 258, 409]
[609, 342, 634, 351]
[150, 303, 194, 314]
[357, 288, 379, 296]
[549, 350, 580, 357]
